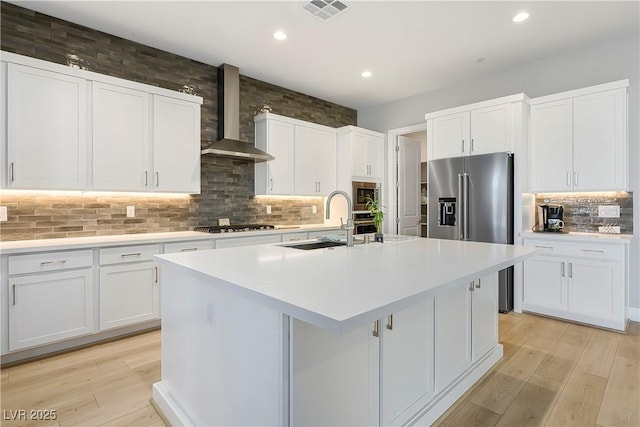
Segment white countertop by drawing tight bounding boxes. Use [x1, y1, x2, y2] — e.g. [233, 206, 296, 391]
[156, 238, 539, 334]
[522, 231, 633, 244]
[0, 224, 342, 254]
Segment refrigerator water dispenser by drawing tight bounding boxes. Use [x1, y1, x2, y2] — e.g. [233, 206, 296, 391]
[438, 198, 456, 226]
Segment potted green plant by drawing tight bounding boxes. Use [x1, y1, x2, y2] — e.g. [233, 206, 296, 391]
[365, 195, 384, 242]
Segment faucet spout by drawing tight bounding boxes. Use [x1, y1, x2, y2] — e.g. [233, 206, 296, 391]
[325, 190, 354, 247]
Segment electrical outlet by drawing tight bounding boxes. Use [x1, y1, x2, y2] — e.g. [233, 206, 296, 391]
[598, 205, 620, 218]
[126, 206, 135, 218]
[312, 205, 317, 214]
[0, 206, 7, 222]
[218, 218, 230, 226]
[266, 205, 272, 215]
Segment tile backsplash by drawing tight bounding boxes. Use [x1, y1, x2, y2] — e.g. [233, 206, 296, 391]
[534, 192, 633, 234]
[0, 2, 352, 241]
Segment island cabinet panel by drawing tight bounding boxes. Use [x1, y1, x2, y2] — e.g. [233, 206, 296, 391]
[471, 273, 499, 361]
[291, 319, 379, 426]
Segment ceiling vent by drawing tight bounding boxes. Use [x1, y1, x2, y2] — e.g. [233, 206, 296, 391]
[304, 0, 347, 20]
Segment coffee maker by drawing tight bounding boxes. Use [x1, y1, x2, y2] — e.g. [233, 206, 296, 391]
[538, 204, 564, 232]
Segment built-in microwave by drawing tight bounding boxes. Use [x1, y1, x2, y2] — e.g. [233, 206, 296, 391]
[352, 181, 379, 212]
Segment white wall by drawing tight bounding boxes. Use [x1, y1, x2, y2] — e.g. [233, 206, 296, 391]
[358, 34, 640, 313]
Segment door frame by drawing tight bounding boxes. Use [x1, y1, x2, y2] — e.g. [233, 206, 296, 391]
[386, 123, 428, 234]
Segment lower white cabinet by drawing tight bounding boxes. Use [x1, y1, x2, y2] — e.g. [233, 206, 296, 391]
[523, 238, 627, 331]
[214, 234, 282, 249]
[99, 244, 160, 331]
[472, 273, 498, 361]
[7, 250, 94, 351]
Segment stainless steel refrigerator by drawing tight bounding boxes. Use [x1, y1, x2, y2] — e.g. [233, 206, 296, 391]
[428, 152, 514, 312]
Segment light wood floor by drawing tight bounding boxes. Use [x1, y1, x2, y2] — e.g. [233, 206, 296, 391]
[1, 313, 638, 427]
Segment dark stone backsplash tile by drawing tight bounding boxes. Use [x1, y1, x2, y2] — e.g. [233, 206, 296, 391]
[0, 2, 355, 241]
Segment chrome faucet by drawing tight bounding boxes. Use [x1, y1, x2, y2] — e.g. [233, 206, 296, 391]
[325, 190, 354, 247]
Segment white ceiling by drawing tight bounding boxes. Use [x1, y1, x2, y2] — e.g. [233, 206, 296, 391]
[7, 1, 639, 109]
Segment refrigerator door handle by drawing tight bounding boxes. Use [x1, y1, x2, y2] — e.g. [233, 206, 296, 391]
[458, 173, 464, 240]
[462, 173, 470, 240]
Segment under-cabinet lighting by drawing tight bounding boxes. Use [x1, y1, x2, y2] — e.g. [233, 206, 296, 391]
[535, 191, 630, 198]
[254, 195, 323, 201]
[0, 190, 192, 199]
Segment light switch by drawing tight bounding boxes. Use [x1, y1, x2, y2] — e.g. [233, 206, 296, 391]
[598, 205, 620, 218]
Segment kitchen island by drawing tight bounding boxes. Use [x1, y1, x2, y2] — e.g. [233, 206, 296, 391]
[152, 238, 538, 426]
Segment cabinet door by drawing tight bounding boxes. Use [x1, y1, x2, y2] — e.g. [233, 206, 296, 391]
[153, 95, 201, 193]
[7, 63, 87, 190]
[294, 126, 336, 195]
[568, 259, 622, 321]
[366, 135, 384, 179]
[267, 120, 295, 194]
[350, 133, 369, 177]
[431, 112, 469, 160]
[470, 103, 511, 155]
[92, 83, 150, 191]
[9, 269, 93, 351]
[214, 234, 282, 249]
[472, 273, 498, 361]
[524, 257, 567, 311]
[435, 282, 471, 392]
[530, 99, 573, 192]
[314, 128, 337, 195]
[291, 319, 379, 426]
[381, 300, 434, 426]
[573, 88, 627, 191]
[99, 261, 159, 330]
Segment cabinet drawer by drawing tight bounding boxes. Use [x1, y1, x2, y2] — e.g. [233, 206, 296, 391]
[9, 250, 93, 275]
[99, 244, 160, 265]
[164, 240, 213, 254]
[308, 230, 347, 239]
[524, 239, 623, 261]
[214, 234, 281, 249]
[281, 232, 309, 242]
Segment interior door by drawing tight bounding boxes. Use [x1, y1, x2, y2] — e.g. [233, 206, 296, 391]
[397, 136, 421, 236]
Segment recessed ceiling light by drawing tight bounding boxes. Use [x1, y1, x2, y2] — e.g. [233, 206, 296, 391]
[273, 31, 287, 41]
[512, 12, 529, 23]
[361, 70, 372, 78]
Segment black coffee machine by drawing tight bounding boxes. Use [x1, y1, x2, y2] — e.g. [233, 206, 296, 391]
[538, 204, 564, 232]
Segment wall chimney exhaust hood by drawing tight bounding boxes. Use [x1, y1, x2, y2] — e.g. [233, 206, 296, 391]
[201, 64, 275, 162]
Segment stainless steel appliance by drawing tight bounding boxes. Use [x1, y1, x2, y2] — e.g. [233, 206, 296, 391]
[352, 181, 379, 212]
[428, 152, 514, 313]
[353, 212, 376, 234]
[537, 204, 565, 232]
[194, 224, 276, 233]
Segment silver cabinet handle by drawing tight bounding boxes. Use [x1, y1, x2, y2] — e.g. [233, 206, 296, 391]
[121, 252, 142, 257]
[269, 178, 273, 191]
[471, 138, 475, 152]
[567, 172, 571, 187]
[461, 140, 465, 153]
[581, 249, 604, 253]
[372, 320, 380, 337]
[568, 262, 573, 278]
[386, 314, 393, 330]
[40, 260, 67, 266]
[574, 172, 578, 187]
[12, 284, 16, 306]
[534, 245, 554, 250]
[561, 262, 565, 277]
[154, 266, 159, 283]
[156, 172, 159, 187]
[145, 171, 148, 186]
[469, 281, 475, 292]
[10, 162, 14, 182]
[181, 248, 198, 252]
[476, 278, 481, 289]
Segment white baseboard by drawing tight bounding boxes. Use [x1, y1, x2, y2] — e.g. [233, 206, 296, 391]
[152, 382, 194, 427]
[628, 306, 640, 322]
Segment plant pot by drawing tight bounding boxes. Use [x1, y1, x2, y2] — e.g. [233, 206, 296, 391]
[374, 233, 384, 243]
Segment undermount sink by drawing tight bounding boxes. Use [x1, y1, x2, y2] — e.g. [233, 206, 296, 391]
[280, 241, 346, 250]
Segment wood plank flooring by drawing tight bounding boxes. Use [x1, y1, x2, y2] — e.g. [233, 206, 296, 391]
[1, 313, 638, 427]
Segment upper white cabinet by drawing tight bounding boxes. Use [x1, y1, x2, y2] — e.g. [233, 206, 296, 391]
[337, 126, 384, 181]
[153, 95, 201, 193]
[1, 51, 202, 193]
[294, 124, 336, 195]
[530, 80, 628, 192]
[254, 112, 336, 196]
[255, 115, 295, 195]
[92, 82, 150, 191]
[6, 63, 87, 190]
[426, 96, 521, 161]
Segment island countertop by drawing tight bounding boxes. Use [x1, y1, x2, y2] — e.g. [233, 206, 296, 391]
[155, 238, 538, 334]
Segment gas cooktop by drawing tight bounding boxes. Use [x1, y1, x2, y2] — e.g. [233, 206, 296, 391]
[194, 224, 276, 234]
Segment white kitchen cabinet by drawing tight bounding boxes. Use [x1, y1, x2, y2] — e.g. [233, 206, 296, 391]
[255, 116, 295, 195]
[294, 124, 337, 195]
[291, 319, 379, 426]
[471, 273, 498, 361]
[523, 237, 627, 331]
[380, 300, 434, 426]
[214, 234, 282, 249]
[427, 98, 517, 161]
[163, 240, 213, 253]
[7, 250, 94, 351]
[337, 127, 384, 181]
[281, 232, 309, 242]
[530, 81, 628, 192]
[99, 244, 160, 330]
[92, 82, 150, 191]
[153, 95, 201, 193]
[6, 63, 87, 190]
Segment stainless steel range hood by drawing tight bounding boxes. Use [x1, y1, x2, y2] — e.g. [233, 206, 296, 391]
[201, 64, 275, 162]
